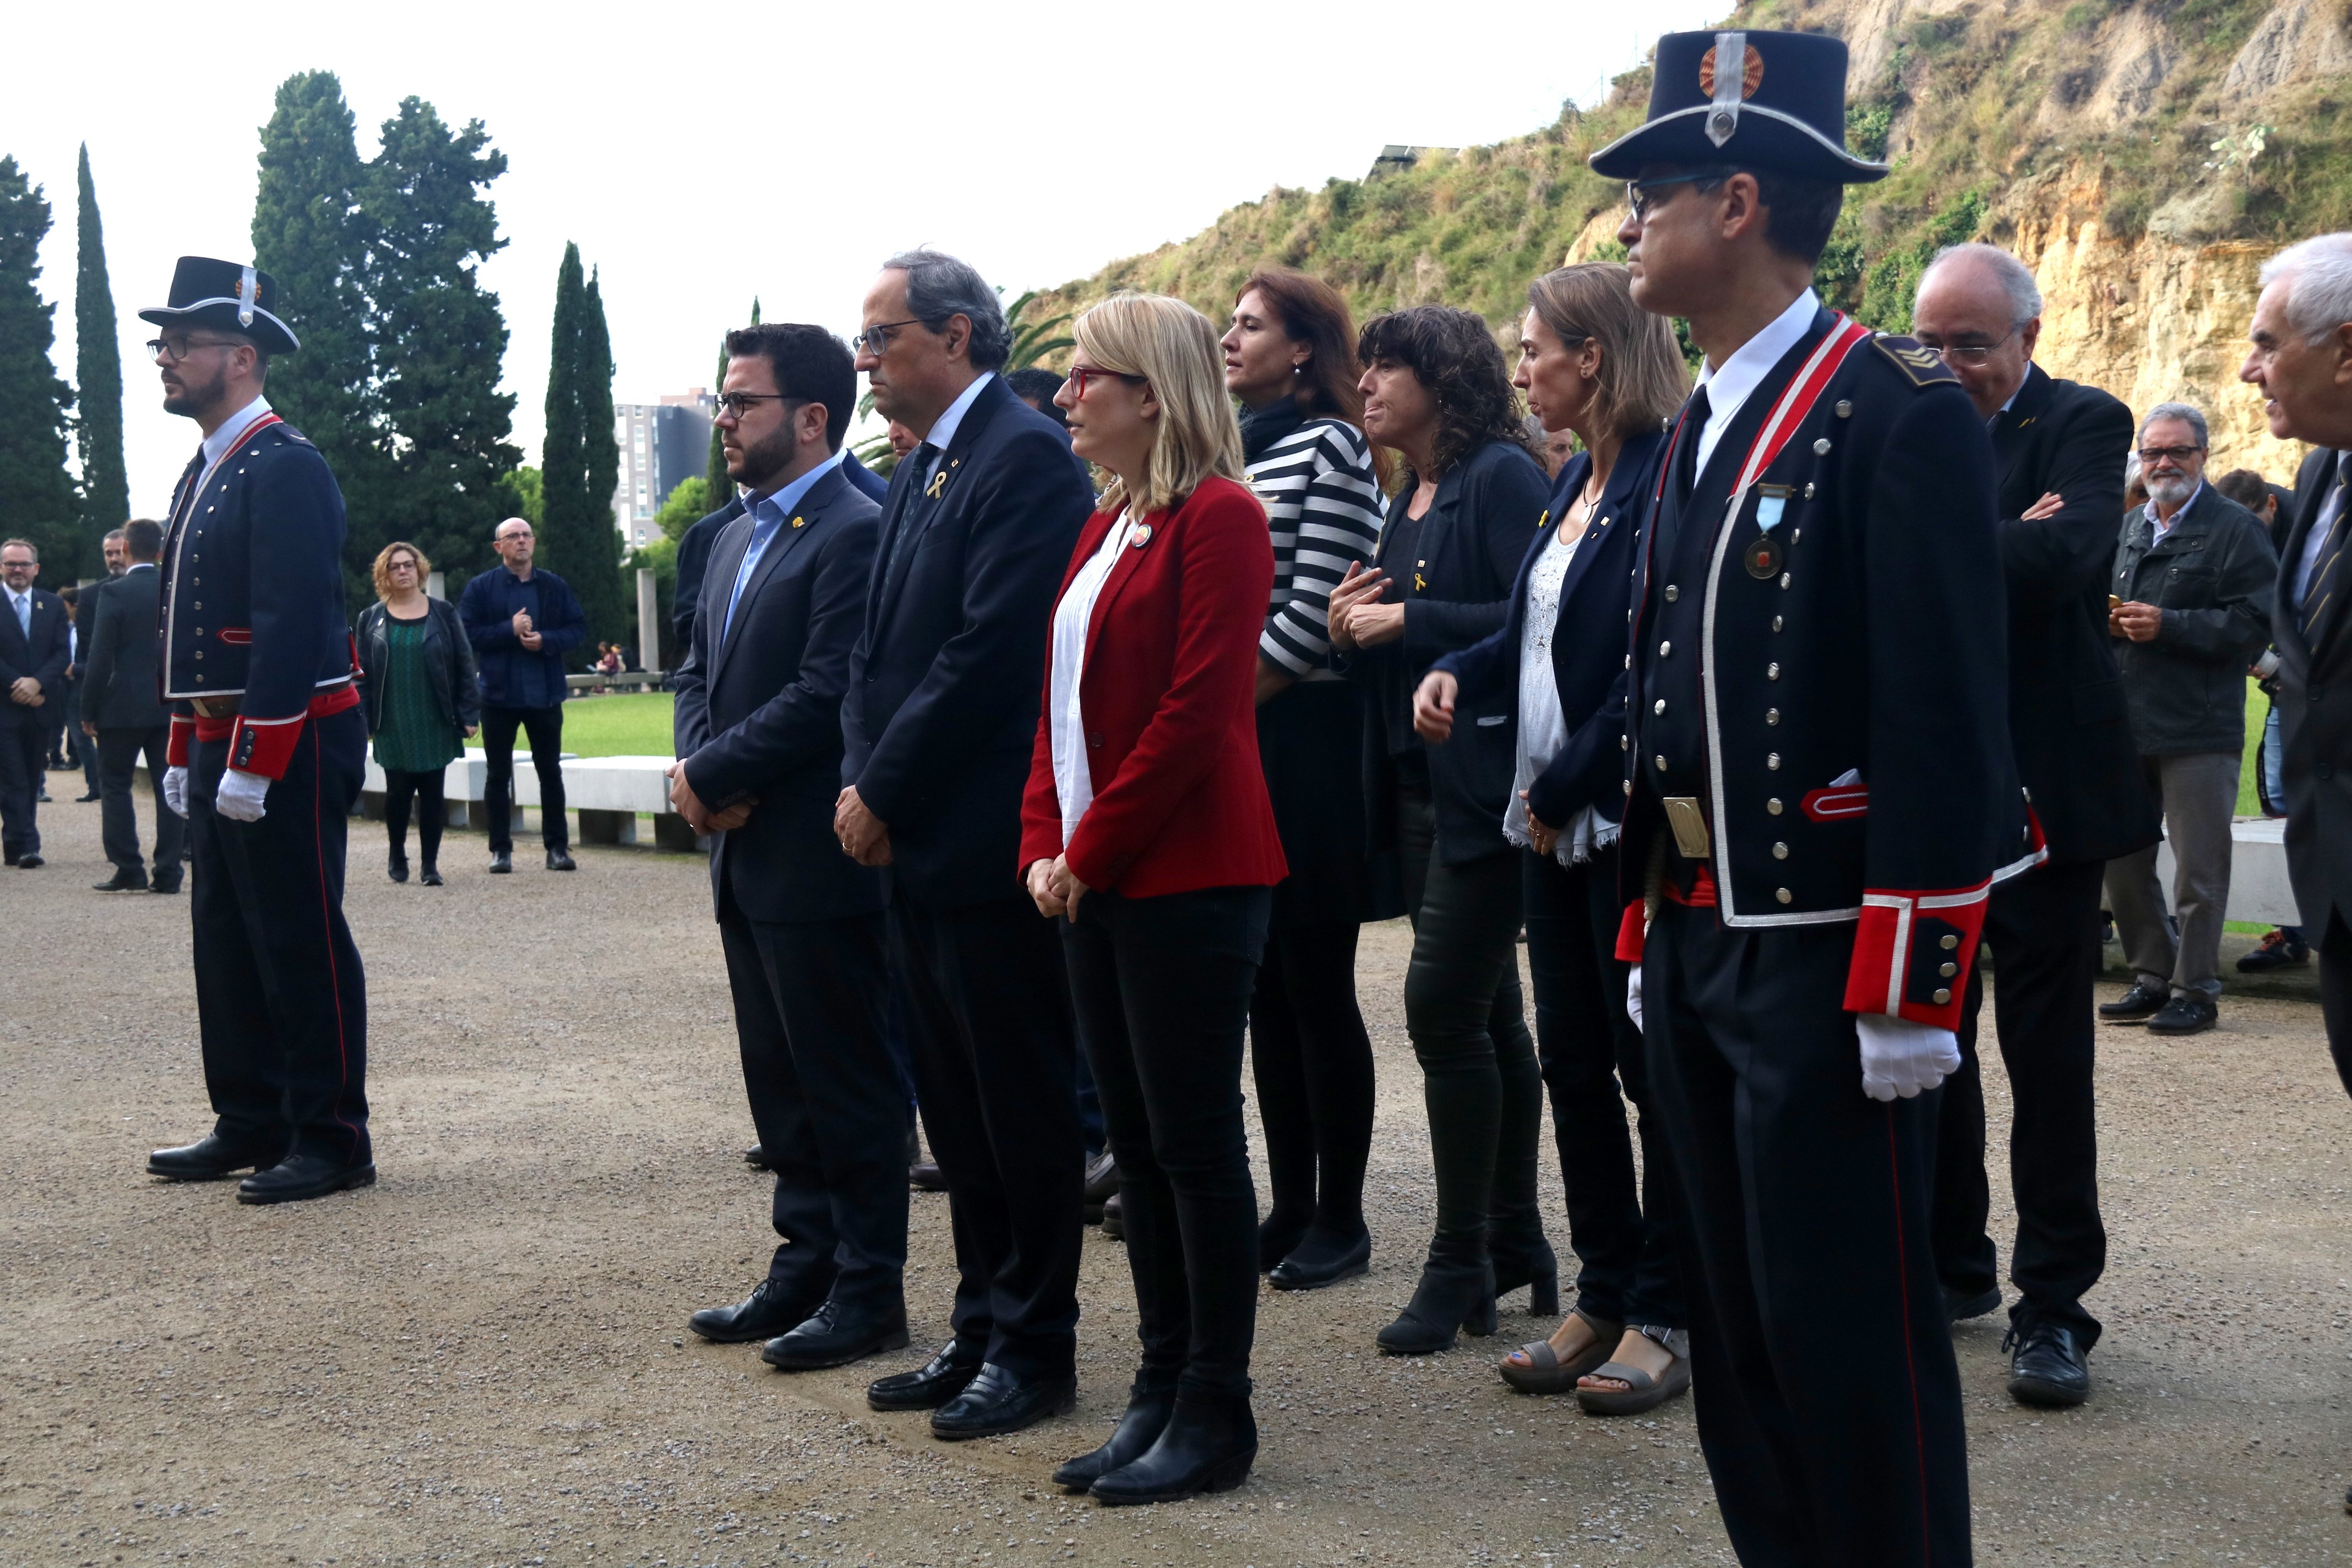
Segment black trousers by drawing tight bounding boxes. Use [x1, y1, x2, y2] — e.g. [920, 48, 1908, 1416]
[1248, 919, 1374, 1239]
[720, 888, 906, 1310]
[890, 889, 1084, 1378]
[0, 711, 44, 856]
[383, 766, 448, 868]
[1522, 845, 1684, 1329]
[481, 704, 565, 853]
[189, 706, 371, 1164]
[1646, 902, 1969, 1568]
[1064, 885, 1270, 1400]
[98, 724, 182, 878]
[63, 684, 98, 793]
[1396, 776, 1543, 1269]
[1931, 857, 2108, 1344]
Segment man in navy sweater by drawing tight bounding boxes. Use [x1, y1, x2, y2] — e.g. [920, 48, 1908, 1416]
[460, 519, 587, 873]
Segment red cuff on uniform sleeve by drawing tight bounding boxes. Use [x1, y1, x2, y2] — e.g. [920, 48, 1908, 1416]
[227, 715, 303, 781]
[1843, 883, 1992, 1031]
[166, 714, 195, 767]
[1615, 900, 1647, 963]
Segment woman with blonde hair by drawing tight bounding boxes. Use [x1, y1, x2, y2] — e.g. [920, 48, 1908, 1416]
[356, 541, 478, 884]
[1021, 293, 1285, 1504]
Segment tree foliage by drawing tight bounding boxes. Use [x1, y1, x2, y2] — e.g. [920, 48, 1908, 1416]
[540, 242, 625, 645]
[73, 145, 126, 562]
[704, 295, 756, 507]
[0, 157, 78, 573]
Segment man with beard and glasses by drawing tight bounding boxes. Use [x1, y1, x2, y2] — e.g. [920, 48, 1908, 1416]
[139, 256, 374, 1206]
[2101, 402, 2276, 1038]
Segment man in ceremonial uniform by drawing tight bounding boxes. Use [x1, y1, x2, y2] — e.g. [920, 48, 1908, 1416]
[139, 257, 373, 1206]
[1598, 34, 2035, 1564]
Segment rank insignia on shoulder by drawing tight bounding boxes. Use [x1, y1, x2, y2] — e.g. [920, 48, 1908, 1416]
[1872, 335, 1959, 387]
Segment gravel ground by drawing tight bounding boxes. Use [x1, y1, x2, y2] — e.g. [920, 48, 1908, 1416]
[6, 777, 2352, 1567]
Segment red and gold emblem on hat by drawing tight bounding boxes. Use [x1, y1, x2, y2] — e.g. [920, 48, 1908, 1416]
[1699, 46, 1765, 100]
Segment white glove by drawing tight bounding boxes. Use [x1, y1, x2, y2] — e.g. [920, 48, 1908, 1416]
[1626, 965, 1645, 1032]
[1856, 1013, 1961, 1102]
[162, 765, 190, 818]
[214, 767, 271, 823]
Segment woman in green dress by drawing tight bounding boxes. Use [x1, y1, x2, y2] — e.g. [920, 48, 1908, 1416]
[356, 542, 479, 885]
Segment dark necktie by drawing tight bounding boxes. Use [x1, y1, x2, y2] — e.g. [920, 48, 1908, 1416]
[881, 442, 943, 591]
[2300, 453, 2351, 644]
[1673, 387, 1712, 509]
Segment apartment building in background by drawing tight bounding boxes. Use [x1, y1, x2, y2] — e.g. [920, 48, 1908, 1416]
[614, 389, 716, 546]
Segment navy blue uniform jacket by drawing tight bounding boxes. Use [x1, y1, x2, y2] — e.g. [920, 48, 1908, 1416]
[841, 375, 1096, 906]
[674, 463, 888, 924]
[459, 566, 587, 709]
[1431, 428, 1668, 833]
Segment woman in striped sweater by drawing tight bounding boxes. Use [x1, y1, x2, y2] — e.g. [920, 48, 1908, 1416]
[1220, 269, 1389, 1291]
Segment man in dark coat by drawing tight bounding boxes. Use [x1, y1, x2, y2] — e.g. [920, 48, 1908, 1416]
[0, 538, 70, 866]
[1910, 243, 2158, 1408]
[839, 249, 1096, 1440]
[673, 445, 890, 663]
[81, 518, 186, 892]
[459, 519, 587, 873]
[671, 323, 906, 1372]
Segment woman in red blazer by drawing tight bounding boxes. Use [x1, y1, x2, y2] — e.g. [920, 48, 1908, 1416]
[1020, 293, 1284, 1506]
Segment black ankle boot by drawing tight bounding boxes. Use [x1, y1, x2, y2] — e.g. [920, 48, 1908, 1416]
[388, 847, 409, 884]
[1376, 1258, 1496, 1354]
[1257, 1210, 1310, 1273]
[1090, 1390, 1257, 1506]
[1267, 1222, 1371, 1291]
[1491, 1233, 1560, 1315]
[1053, 1382, 1177, 1492]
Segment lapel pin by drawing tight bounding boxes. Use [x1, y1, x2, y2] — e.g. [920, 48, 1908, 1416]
[792, 515, 805, 529]
[925, 471, 947, 499]
[1537, 509, 1551, 530]
[1132, 524, 1153, 548]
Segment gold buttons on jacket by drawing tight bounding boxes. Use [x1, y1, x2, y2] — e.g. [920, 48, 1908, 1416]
[1941, 962, 1958, 977]
[1933, 988, 1953, 1004]
[1776, 888, 1793, 903]
[1941, 934, 1959, 950]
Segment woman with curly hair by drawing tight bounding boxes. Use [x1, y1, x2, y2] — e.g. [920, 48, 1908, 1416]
[1329, 304, 1553, 1354]
[356, 541, 478, 885]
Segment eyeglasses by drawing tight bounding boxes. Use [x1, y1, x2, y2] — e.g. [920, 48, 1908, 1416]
[1625, 171, 1732, 221]
[1913, 326, 2018, 367]
[497, 530, 534, 543]
[713, 390, 798, 418]
[147, 335, 245, 362]
[852, 318, 923, 355]
[1067, 365, 1147, 400]
[2137, 444, 2206, 466]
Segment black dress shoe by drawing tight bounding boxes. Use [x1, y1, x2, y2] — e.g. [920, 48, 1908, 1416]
[1091, 1391, 1257, 1506]
[16, 853, 42, 868]
[910, 1157, 946, 1192]
[2147, 994, 2219, 1036]
[388, 851, 409, 884]
[75, 791, 102, 803]
[2006, 1321, 2090, 1407]
[930, 1363, 1077, 1440]
[1944, 1284, 2002, 1323]
[1257, 1210, 1309, 1273]
[762, 1299, 910, 1370]
[689, 1277, 822, 1345]
[148, 1133, 287, 1181]
[546, 848, 577, 871]
[744, 1144, 772, 1171]
[1101, 1189, 1126, 1240]
[150, 875, 182, 895]
[488, 851, 513, 874]
[93, 869, 148, 892]
[867, 1342, 986, 1411]
[1268, 1225, 1372, 1292]
[1083, 1149, 1119, 1223]
[2098, 981, 2167, 1021]
[237, 1151, 377, 1205]
[418, 866, 443, 886]
[1053, 1382, 1177, 1492]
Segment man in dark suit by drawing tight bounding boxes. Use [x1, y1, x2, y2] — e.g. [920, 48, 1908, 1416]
[0, 538, 70, 867]
[672, 323, 905, 1370]
[1912, 244, 2159, 1409]
[674, 449, 887, 663]
[81, 518, 186, 892]
[840, 249, 1096, 1439]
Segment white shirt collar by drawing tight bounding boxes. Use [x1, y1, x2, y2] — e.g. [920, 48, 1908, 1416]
[1692, 290, 1819, 473]
[126, 561, 156, 572]
[200, 394, 273, 470]
[919, 372, 995, 456]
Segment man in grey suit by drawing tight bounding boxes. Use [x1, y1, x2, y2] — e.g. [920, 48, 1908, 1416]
[80, 518, 183, 892]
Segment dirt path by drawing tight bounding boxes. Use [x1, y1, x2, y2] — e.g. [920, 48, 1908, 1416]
[5, 778, 2351, 1566]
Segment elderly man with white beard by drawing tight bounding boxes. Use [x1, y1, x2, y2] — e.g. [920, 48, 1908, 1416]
[2099, 401, 2277, 1037]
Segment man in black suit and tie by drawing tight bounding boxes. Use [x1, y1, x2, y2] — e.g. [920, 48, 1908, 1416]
[671, 323, 907, 1371]
[673, 447, 890, 660]
[81, 518, 186, 892]
[839, 248, 1096, 1439]
[1910, 244, 2160, 1408]
[0, 538, 70, 868]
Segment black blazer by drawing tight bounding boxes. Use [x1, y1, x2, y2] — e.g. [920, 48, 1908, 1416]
[1347, 438, 1549, 865]
[673, 493, 749, 657]
[678, 463, 889, 923]
[356, 596, 481, 737]
[2272, 445, 2351, 933]
[1988, 365, 2159, 864]
[1431, 428, 1667, 833]
[80, 567, 168, 732]
[0, 585, 70, 727]
[841, 375, 1096, 906]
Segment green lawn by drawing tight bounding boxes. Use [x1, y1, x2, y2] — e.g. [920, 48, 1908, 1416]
[467, 691, 674, 758]
[2241, 676, 2269, 818]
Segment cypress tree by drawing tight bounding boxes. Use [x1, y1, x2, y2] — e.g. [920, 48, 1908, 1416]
[703, 295, 757, 508]
[73, 145, 126, 558]
[575, 266, 624, 639]
[0, 157, 78, 573]
[540, 242, 590, 619]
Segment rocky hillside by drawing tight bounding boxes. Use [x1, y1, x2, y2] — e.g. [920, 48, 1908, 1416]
[1032, 0, 2352, 477]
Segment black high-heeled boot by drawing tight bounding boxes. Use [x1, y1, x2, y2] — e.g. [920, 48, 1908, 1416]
[1090, 1390, 1258, 1506]
[1375, 1258, 1497, 1354]
[1490, 1234, 1560, 1316]
[1053, 1381, 1177, 1493]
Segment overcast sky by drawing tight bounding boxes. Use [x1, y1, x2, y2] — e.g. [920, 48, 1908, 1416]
[8, 0, 1720, 518]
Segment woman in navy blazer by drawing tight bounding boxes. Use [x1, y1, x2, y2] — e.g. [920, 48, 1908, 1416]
[1417, 264, 1694, 1414]
[1021, 293, 1283, 1506]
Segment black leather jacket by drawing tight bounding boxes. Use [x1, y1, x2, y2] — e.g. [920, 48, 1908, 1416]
[356, 596, 481, 737]
[2109, 484, 2275, 755]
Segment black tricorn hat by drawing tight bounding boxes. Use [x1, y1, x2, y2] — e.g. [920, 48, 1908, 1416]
[1588, 30, 1887, 185]
[138, 256, 300, 354]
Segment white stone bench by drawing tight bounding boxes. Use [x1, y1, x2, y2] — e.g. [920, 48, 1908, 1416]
[2154, 815, 2299, 927]
[355, 752, 702, 852]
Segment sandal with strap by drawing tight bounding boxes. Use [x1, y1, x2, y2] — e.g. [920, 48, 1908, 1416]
[1498, 1308, 1623, 1395]
[1574, 1327, 1691, 1416]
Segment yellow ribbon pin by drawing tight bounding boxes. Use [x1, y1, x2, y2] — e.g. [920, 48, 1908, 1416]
[1537, 509, 1551, 530]
[791, 515, 805, 529]
[925, 470, 947, 500]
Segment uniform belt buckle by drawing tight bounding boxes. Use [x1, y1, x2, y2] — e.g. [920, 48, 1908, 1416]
[1662, 797, 1712, 859]
[190, 695, 239, 720]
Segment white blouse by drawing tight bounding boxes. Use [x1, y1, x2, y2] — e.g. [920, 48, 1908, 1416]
[1506, 520, 1615, 865]
[1048, 509, 1137, 848]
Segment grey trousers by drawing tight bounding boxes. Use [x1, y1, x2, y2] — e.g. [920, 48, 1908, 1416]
[2104, 750, 2241, 1001]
